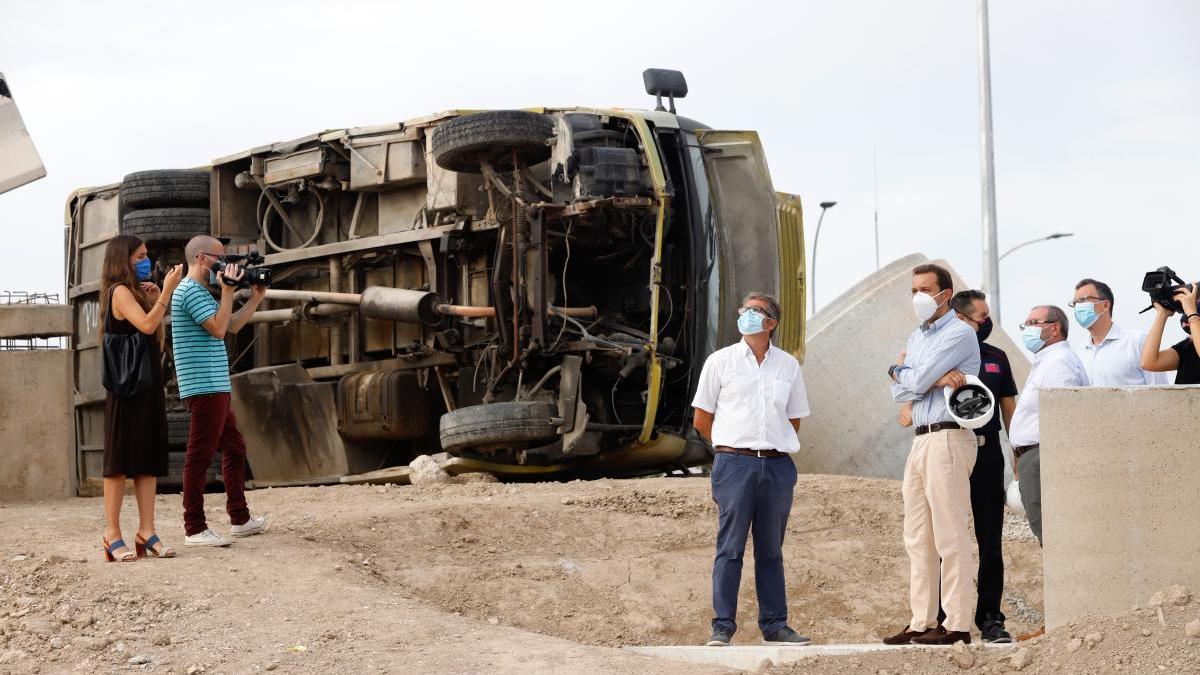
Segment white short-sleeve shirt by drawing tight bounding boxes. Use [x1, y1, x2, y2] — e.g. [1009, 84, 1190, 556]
[1009, 341, 1090, 447]
[1081, 324, 1171, 386]
[691, 339, 811, 453]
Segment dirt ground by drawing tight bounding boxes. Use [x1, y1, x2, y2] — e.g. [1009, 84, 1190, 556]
[0, 473, 1191, 674]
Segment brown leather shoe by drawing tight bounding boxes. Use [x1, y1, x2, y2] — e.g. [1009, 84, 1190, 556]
[912, 626, 971, 645]
[1017, 625, 1045, 642]
[882, 625, 933, 645]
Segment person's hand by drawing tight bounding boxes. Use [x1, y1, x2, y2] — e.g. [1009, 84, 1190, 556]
[935, 370, 967, 389]
[141, 282, 161, 300]
[898, 406, 913, 428]
[162, 264, 184, 295]
[1153, 301, 1175, 317]
[220, 263, 243, 293]
[250, 283, 267, 303]
[1175, 283, 1200, 316]
[895, 350, 906, 367]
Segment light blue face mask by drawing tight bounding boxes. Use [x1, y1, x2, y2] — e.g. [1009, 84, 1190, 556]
[1074, 302, 1102, 329]
[1022, 325, 1047, 353]
[737, 309, 766, 336]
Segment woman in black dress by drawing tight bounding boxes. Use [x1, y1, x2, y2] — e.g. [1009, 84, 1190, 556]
[100, 235, 183, 561]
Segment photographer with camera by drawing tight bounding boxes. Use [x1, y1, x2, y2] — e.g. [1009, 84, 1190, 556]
[1139, 282, 1200, 385]
[171, 235, 268, 547]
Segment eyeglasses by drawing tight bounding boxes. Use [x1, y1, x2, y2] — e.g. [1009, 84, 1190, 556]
[1019, 319, 1058, 330]
[1067, 296, 1106, 308]
[737, 307, 776, 320]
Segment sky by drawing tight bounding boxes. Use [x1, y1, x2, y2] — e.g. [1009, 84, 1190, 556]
[2, 0, 1198, 351]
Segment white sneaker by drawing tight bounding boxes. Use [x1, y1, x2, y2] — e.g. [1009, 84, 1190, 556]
[184, 528, 234, 547]
[230, 515, 268, 538]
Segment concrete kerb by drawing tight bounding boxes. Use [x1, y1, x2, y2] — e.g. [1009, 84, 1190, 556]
[624, 643, 1015, 670]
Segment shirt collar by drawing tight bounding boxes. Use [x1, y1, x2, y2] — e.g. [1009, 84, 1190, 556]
[738, 338, 775, 359]
[922, 310, 958, 333]
[1034, 340, 1069, 364]
[1084, 323, 1123, 350]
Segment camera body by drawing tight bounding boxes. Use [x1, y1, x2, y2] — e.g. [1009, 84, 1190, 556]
[211, 251, 273, 289]
[1141, 266, 1193, 314]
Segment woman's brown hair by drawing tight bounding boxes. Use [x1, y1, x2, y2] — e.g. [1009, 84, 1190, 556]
[99, 234, 153, 337]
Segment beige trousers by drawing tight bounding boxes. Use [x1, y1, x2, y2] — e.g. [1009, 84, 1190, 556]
[902, 428, 978, 633]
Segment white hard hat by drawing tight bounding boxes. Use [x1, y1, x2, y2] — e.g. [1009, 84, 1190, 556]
[943, 374, 995, 430]
[1006, 480, 1025, 516]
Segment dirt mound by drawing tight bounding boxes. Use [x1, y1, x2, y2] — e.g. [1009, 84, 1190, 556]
[577, 487, 717, 519]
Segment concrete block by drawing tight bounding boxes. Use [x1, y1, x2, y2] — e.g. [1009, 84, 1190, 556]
[0, 304, 72, 339]
[1041, 386, 1200, 629]
[0, 350, 74, 500]
[624, 643, 1013, 669]
[796, 254, 1030, 479]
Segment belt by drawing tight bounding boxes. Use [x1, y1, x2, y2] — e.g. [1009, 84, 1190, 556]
[1013, 444, 1039, 460]
[914, 422, 962, 437]
[715, 446, 787, 458]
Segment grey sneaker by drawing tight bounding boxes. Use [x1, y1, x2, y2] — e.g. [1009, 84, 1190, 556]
[706, 629, 732, 646]
[230, 515, 267, 538]
[763, 626, 811, 645]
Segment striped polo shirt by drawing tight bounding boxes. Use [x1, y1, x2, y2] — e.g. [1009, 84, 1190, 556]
[171, 277, 231, 399]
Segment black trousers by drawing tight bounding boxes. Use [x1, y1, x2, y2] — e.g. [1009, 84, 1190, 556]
[938, 436, 1006, 629]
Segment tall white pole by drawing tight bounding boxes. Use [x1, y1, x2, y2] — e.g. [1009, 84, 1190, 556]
[978, 0, 1001, 324]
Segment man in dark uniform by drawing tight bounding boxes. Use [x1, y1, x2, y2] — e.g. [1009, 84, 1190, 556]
[899, 289, 1018, 643]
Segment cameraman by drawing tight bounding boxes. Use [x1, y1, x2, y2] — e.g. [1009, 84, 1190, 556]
[1140, 283, 1200, 385]
[171, 235, 268, 547]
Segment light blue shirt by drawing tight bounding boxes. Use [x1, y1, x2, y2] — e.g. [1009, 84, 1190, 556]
[890, 310, 982, 427]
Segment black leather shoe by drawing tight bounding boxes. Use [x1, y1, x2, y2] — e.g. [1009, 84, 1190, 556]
[981, 619, 1013, 643]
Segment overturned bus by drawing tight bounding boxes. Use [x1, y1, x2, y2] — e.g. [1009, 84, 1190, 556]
[65, 69, 806, 490]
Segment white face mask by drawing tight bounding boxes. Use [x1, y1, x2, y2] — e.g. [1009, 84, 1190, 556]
[913, 290, 946, 323]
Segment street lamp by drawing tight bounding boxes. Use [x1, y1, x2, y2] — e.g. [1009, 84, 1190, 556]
[810, 201, 838, 314]
[999, 232, 1074, 261]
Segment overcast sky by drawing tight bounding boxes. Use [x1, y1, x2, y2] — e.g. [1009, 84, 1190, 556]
[2, 0, 1197, 350]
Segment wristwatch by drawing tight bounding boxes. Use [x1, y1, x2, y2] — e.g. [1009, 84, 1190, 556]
[888, 364, 901, 380]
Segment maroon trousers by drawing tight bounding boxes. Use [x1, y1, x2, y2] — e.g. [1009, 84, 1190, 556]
[183, 393, 250, 536]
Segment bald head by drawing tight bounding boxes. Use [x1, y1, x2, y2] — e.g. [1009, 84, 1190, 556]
[185, 236, 223, 265]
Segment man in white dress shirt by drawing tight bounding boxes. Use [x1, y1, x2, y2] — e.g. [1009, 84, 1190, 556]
[692, 292, 811, 648]
[1071, 278, 1168, 386]
[1009, 304, 1090, 547]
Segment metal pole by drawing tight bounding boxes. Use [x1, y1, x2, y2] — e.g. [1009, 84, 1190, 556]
[978, 0, 1001, 324]
[810, 202, 836, 315]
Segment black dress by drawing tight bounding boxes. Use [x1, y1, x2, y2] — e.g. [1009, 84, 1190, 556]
[103, 289, 169, 477]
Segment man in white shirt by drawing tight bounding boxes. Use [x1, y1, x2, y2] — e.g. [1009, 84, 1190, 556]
[1072, 278, 1168, 386]
[1010, 304, 1090, 547]
[692, 292, 811, 648]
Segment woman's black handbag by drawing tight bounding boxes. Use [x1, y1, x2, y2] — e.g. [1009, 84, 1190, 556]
[101, 297, 154, 398]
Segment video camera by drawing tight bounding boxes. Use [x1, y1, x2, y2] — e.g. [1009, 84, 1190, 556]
[1140, 266, 1193, 314]
[212, 251, 273, 289]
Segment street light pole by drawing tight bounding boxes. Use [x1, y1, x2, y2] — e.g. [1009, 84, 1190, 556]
[978, 0, 1001, 323]
[810, 201, 838, 315]
[998, 232, 1073, 262]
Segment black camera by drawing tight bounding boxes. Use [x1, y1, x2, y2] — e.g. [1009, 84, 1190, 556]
[1141, 266, 1193, 314]
[211, 251, 273, 289]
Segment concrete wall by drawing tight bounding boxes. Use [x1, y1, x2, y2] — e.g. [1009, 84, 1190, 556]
[795, 253, 1030, 479]
[1041, 386, 1200, 629]
[0, 349, 74, 500]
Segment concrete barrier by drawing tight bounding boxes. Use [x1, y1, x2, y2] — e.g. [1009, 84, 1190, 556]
[796, 254, 1030, 479]
[1041, 386, 1200, 629]
[0, 303, 71, 339]
[0, 350, 74, 500]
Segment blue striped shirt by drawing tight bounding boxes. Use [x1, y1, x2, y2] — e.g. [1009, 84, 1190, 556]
[171, 277, 230, 399]
[890, 310, 981, 427]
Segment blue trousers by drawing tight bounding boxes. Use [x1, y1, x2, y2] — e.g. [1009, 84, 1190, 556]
[710, 452, 797, 636]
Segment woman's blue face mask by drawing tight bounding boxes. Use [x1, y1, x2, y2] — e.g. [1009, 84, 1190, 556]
[134, 257, 152, 281]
